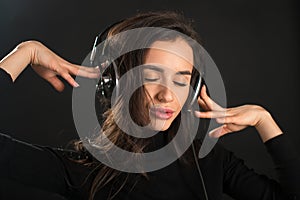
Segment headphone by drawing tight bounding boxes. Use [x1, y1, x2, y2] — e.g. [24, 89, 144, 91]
[89, 22, 205, 112]
[88, 21, 209, 200]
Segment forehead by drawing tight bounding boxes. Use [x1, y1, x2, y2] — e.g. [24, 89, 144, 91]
[144, 38, 194, 73]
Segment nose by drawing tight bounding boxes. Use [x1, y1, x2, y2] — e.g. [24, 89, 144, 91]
[157, 85, 174, 103]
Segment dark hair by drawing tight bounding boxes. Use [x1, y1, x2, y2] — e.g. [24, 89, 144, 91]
[75, 10, 205, 200]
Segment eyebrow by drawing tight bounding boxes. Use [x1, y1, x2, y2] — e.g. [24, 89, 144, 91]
[144, 65, 192, 76]
[176, 71, 192, 76]
[144, 65, 164, 72]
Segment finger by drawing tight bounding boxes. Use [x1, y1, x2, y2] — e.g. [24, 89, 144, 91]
[200, 85, 224, 111]
[216, 116, 237, 124]
[197, 97, 209, 111]
[67, 63, 100, 77]
[76, 66, 100, 74]
[198, 86, 211, 110]
[225, 123, 247, 132]
[194, 110, 228, 119]
[60, 73, 80, 88]
[209, 124, 247, 138]
[76, 68, 100, 79]
[47, 77, 65, 92]
[74, 64, 100, 73]
[208, 125, 230, 138]
[200, 85, 213, 108]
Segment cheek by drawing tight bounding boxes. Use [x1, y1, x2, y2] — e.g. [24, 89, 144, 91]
[143, 84, 154, 98]
[173, 87, 190, 108]
[143, 84, 155, 106]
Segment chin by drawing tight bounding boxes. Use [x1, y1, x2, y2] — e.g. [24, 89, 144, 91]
[148, 119, 172, 132]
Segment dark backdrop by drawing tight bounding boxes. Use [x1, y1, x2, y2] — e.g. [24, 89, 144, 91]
[0, 0, 299, 199]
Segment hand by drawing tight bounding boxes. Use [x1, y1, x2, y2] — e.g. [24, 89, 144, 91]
[29, 41, 100, 92]
[194, 85, 283, 142]
[0, 40, 100, 92]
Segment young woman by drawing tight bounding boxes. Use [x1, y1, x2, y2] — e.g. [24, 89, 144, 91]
[0, 11, 299, 200]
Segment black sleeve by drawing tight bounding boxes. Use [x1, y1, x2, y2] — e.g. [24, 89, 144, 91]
[0, 68, 13, 92]
[0, 178, 67, 200]
[223, 133, 300, 200]
[0, 132, 69, 198]
[264, 134, 300, 198]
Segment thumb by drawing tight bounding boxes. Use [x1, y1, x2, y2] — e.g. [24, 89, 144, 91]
[208, 125, 229, 138]
[47, 76, 65, 92]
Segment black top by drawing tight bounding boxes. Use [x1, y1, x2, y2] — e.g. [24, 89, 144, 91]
[0, 68, 13, 92]
[0, 69, 299, 200]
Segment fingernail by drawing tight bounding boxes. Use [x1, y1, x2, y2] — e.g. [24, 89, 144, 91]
[208, 131, 218, 138]
[194, 111, 201, 117]
[74, 82, 80, 87]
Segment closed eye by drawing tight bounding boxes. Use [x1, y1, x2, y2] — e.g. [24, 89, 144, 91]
[144, 78, 160, 82]
[173, 74, 189, 87]
[173, 81, 188, 87]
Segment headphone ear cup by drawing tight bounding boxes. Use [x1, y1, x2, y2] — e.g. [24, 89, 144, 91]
[187, 70, 202, 110]
[188, 71, 210, 140]
[95, 63, 117, 126]
[195, 80, 210, 141]
[91, 20, 125, 126]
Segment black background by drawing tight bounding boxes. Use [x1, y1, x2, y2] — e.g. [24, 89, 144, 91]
[0, 0, 299, 199]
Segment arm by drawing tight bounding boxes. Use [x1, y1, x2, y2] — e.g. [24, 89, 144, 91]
[0, 132, 68, 197]
[0, 41, 33, 82]
[195, 85, 300, 199]
[0, 41, 100, 198]
[0, 40, 99, 91]
[0, 178, 67, 200]
[220, 134, 299, 199]
[0, 132, 95, 200]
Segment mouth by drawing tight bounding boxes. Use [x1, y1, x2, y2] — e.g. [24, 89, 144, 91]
[149, 106, 175, 120]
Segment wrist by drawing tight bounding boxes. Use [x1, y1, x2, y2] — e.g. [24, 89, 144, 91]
[255, 107, 272, 128]
[255, 109, 283, 142]
[18, 40, 41, 64]
[0, 40, 37, 81]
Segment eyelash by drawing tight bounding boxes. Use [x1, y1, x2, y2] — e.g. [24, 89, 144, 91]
[144, 78, 188, 87]
[174, 81, 188, 87]
[144, 78, 159, 82]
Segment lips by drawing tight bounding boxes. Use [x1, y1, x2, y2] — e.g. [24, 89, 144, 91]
[149, 106, 175, 120]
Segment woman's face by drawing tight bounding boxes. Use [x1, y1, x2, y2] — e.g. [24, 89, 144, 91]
[143, 38, 193, 131]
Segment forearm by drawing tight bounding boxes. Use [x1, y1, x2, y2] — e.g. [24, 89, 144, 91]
[224, 134, 300, 199]
[254, 109, 283, 143]
[0, 41, 34, 81]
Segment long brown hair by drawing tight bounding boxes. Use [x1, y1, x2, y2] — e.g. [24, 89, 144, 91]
[75, 10, 204, 200]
